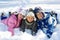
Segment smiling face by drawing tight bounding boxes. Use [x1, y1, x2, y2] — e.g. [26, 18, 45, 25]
[18, 14, 23, 20]
[26, 16, 34, 22]
[36, 12, 44, 20]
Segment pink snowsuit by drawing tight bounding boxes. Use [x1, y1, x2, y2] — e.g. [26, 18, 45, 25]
[1, 14, 22, 36]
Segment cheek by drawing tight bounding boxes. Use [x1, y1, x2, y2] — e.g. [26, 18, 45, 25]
[19, 15, 22, 18]
[27, 18, 30, 21]
[37, 16, 42, 19]
[28, 18, 33, 22]
[30, 18, 34, 21]
[18, 16, 23, 19]
[37, 14, 40, 17]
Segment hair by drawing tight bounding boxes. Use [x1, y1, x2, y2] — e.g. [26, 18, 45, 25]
[15, 14, 18, 20]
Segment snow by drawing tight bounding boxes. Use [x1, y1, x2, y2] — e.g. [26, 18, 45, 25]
[0, 11, 60, 40]
[0, 23, 60, 40]
[0, 4, 60, 40]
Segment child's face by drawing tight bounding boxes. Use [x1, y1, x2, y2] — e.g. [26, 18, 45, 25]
[18, 14, 23, 20]
[26, 16, 34, 22]
[36, 12, 44, 20]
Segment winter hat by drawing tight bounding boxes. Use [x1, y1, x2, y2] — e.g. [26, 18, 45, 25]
[18, 9, 27, 16]
[25, 11, 36, 21]
[33, 7, 42, 14]
[26, 12, 35, 17]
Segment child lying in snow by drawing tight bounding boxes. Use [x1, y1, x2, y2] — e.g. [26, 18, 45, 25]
[1, 13, 23, 36]
[19, 11, 37, 36]
[33, 7, 57, 38]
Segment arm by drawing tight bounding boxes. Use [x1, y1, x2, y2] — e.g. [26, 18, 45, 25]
[31, 22, 37, 36]
[19, 20, 25, 32]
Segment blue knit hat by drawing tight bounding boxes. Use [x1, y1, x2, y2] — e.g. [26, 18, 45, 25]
[33, 7, 42, 14]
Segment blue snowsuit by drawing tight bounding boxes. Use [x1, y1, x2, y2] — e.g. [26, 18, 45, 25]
[33, 8, 57, 38]
[36, 12, 57, 38]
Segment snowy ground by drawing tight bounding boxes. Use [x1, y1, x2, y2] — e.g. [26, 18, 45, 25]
[0, 8, 60, 40]
[0, 11, 60, 40]
[0, 0, 60, 40]
[0, 23, 60, 40]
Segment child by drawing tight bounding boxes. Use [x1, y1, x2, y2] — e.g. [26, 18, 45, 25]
[19, 11, 37, 36]
[33, 7, 45, 30]
[34, 7, 57, 38]
[1, 13, 23, 36]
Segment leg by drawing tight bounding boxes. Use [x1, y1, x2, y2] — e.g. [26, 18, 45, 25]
[8, 27, 14, 36]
